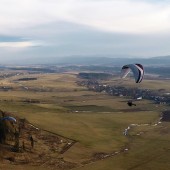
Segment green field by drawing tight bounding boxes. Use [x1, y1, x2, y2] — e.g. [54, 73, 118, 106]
[0, 71, 170, 170]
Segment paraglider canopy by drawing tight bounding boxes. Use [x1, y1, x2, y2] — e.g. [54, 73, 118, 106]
[121, 64, 144, 83]
[1, 116, 17, 123]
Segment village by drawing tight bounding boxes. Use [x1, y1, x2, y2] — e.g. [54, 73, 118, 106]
[77, 80, 170, 105]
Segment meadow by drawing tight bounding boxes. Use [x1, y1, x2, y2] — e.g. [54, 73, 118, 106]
[0, 70, 169, 170]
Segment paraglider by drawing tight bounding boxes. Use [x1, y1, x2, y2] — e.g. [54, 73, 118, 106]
[0, 116, 17, 145]
[1, 116, 17, 123]
[127, 100, 136, 107]
[121, 63, 144, 106]
[121, 63, 144, 83]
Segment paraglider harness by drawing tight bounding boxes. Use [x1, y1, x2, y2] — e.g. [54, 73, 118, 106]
[127, 100, 136, 107]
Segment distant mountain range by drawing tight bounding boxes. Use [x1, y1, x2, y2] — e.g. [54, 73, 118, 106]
[2, 55, 170, 66]
[46, 55, 170, 66]
[3, 55, 170, 77]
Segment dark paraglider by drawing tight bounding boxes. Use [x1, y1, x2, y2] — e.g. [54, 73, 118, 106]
[127, 100, 136, 107]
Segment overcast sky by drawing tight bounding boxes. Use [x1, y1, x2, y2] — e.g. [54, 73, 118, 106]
[0, 0, 170, 63]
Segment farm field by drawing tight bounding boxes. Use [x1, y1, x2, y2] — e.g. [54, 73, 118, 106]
[0, 70, 170, 170]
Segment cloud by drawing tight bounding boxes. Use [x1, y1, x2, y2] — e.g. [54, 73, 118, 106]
[0, 41, 42, 48]
[64, 0, 170, 34]
[0, 0, 170, 60]
[0, 0, 170, 34]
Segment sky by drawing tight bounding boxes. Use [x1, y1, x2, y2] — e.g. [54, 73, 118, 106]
[0, 0, 170, 63]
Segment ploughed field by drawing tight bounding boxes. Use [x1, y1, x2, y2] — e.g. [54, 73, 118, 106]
[0, 70, 170, 170]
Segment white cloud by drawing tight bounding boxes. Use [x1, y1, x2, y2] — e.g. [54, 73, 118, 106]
[64, 0, 170, 34]
[0, 0, 170, 34]
[0, 41, 42, 48]
[0, 0, 170, 59]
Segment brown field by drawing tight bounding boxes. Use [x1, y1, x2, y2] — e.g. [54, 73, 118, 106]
[0, 70, 170, 170]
